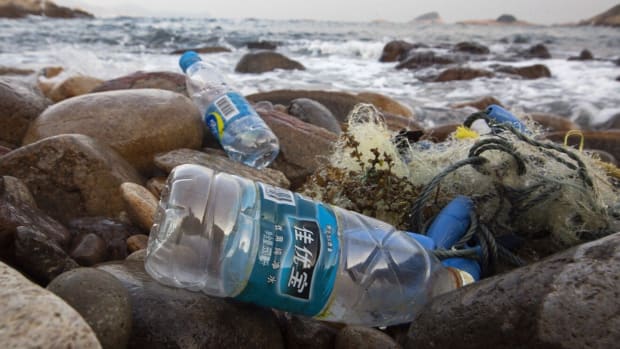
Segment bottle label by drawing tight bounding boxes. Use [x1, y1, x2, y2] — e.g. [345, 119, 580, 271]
[234, 183, 340, 316]
[204, 92, 257, 141]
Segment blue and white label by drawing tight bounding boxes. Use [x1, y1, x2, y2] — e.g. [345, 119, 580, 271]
[234, 183, 340, 316]
[204, 92, 257, 141]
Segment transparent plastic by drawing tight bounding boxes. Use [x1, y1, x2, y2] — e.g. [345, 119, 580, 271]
[146, 164, 459, 326]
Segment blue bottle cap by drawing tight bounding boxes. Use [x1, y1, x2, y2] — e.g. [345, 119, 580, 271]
[179, 51, 202, 73]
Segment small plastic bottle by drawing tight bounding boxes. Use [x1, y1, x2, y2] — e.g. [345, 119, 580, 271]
[179, 51, 279, 169]
[146, 164, 477, 327]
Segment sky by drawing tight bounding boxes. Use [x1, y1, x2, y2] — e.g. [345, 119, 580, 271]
[56, 0, 618, 24]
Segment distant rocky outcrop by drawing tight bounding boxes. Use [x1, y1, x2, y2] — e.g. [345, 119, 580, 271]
[411, 11, 442, 24]
[579, 4, 620, 27]
[0, 0, 93, 18]
[458, 14, 532, 26]
[496, 14, 517, 23]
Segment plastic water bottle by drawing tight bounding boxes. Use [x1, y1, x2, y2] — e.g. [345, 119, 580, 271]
[145, 164, 478, 326]
[179, 51, 279, 169]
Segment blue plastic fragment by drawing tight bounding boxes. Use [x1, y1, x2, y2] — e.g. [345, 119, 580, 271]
[485, 104, 529, 133]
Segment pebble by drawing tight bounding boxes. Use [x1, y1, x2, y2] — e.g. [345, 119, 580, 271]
[336, 326, 401, 349]
[146, 176, 166, 199]
[0, 77, 50, 147]
[120, 182, 158, 232]
[127, 234, 148, 253]
[69, 217, 139, 261]
[287, 98, 342, 134]
[235, 51, 305, 73]
[70, 233, 108, 266]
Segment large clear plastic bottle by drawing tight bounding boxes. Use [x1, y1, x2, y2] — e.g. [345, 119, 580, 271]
[146, 164, 466, 327]
[180, 51, 279, 169]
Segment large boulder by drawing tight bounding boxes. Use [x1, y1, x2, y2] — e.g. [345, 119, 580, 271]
[0, 78, 50, 147]
[396, 51, 455, 70]
[97, 260, 285, 348]
[46, 75, 104, 102]
[0, 0, 94, 18]
[579, 4, 620, 27]
[529, 112, 579, 132]
[434, 67, 494, 82]
[91, 71, 187, 96]
[357, 92, 414, 118]
[23, 89, 204, 175]
[0, 261, 101, 348]
[379, 40, 415, 62]
[0, 134, 144, 224]
[495, 64, 552, 79]
[522, 43, 551, 59]
[235, 51, 305, 74]
[453, 42, 490, 55]
[406, 233, 620, 349]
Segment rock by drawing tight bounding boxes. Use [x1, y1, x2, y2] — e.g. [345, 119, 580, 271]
[91, 71, 187, 96]
[70, 233, 107, 266]
[545, 130, 620, 161]
[336, 326, 401, 349]
[422, 123, 459, 142]
[497, 14, 517, 23]
[120, 182, 157, 232]
[522, 43, 551, 59]
[170, 46, 231, 55]
[154, 148, 291, 188]
[452, 96, 504, 110]
[357, 92, 414, 118]
[396, 51, 455, 70]
[0, 134, 143, 223]
[594, 112, 620, 130]
[589, 149, 617, 165]
[0, 261, 101, 348]
[434, 67, 494, 82]
[247, 41, 278, 50]
[126, 248, 146, 261]
[23, 89, 203, 175]
[412, 11, 442, 23]
[0, 145, 11, 156]
[287, 98, 342, 134]
[47, 268, 132, 349]
[406, 232, 620, 349]
[579, 4, 620, 27]
[0, 66, 34, 75]
[495, 64, 552, 79]
[146, 176, 166, 199]
[14, 225, 79, 284]
[568, 49, 594, 61]
[259, 109, 338, 188]
[0, 78, 50, 147]
[97, 260, 285, 348]
[529, 112, 579, 132]
[47, 75, 104, 102]
[247, 89, 364, 122]
[382, 113, 424, 132]
[0, 175, 37, 208]
[42, 66, 64, 78]
[379, 40, 415, 62]
[0, 0, 94, 19]
[69, 217, 138, 261]
[281, 314, 339, 349]
[235, 51, 305, 74]
[127, 234, 148, 253]
[453, 42, 490, 55]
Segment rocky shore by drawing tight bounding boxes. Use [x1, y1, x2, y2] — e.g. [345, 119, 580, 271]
[1, 24, 620, 349]
[0, 0, 93, 19]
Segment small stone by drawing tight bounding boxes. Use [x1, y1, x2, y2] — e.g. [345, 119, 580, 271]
[495, 64, 552, 79]
[120, 182, 157, 232]
[235, 51, 305, 74]
[47, 268, 132, 349]
[146, 177, 166, 199]
[453, 41, 490, 55]
[434, 67, 494, 82]
[568, 49, 594, 61]
[523, 43, 551, 59]
[126, 248, 146, 261]
[70, 233, 107, 266]
[47, 75, 103, 102]
[379, 40, 415, 62]
[0, 175, 37, 208]
[69, 217, 138, 261]
[127, 234, 148, 253]
[0, 261, 101, 348]
[287, 98, 342, 134]
[0, 77, 50, 147]
[336, 326, 401, 349]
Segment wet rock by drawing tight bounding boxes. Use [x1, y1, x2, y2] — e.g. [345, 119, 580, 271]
[357, 92, 414, 118]
[453, 41, 490, 55]
[126, 248, 146, 261]
[287, 98, 342, 134]
[170, 46, 231, 55]
[0, 261, 101, 348]
[406, 232, 620, 349]
[0, 78, 50, 147]
[579, 4, 620, 27]
[91, 71, 187, 96]
[70, 233, 107, 266]
[422, 123, 459, 142]
[247, 40, 278, 50]
[396, 51, 455, 70]
[336, 326, 401, 349]
[47, 75, 103, 102]
[97, 260, 285, 348]
[127, 234, 148, 253]
[380, 40, 415, 62]
[0, 175, 37, 208]
[545, 130, 620, 161]
[452, 96, 504, 110]
[0, 0, 94, 19]
[120, 182, 157, 232]
[497, 14, 517, 23]
[0, 134, 143, 223]
[568, 49, 594, 61]
[235, 51, 305, 74]
[383, 114, 423, 132]
[14, 225, 79, 284]
[69, 217, 138, 261]
[434, 67, 494, 82]
[495, 64, 552, 79]
[0, 66, 34, 75]
[47, 268, 132, 349]
[529, 112, 579, 132]
[23, 89, 203, 175]
[281, 314, 339, 349]
[146, 176, 166, 199]
[522, 43, 551, 59]
[259, 109, 338, 188]
[594, 112, 620, 130]
[154, 148, 291, 188]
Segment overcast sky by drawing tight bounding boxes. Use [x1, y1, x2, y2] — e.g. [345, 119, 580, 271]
[57, 0, 617, 24]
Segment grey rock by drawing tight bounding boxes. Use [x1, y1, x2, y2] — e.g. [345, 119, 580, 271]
[288, 98, 342, 134]
[69, 217, 139, 261]
[0, 175, 37, 208]
[495, 64, 552, 79]
[281, 314, 339, 349]
[453, 42, 490, 55]
[47, 268, 132, 349]
[396, 51, 455, 70]
[120, 182, 158, 232]
[97, 260, 285, 349]
[70, 233, 108, 266]
[0, 78, 50, 147]
[0, 261, 101, 348]
[380, 40, 415, 62]
[126, 248, 147, 261]
[236, 51, 305, 74]
[522, 43, 551, 59]
[336, 326, 401, 349]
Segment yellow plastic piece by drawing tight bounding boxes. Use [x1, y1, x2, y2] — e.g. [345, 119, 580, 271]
[455, 126, 479, 140]
[564, 130, 584, 152]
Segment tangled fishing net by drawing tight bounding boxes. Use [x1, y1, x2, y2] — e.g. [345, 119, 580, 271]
[302, 104, 620, 272]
